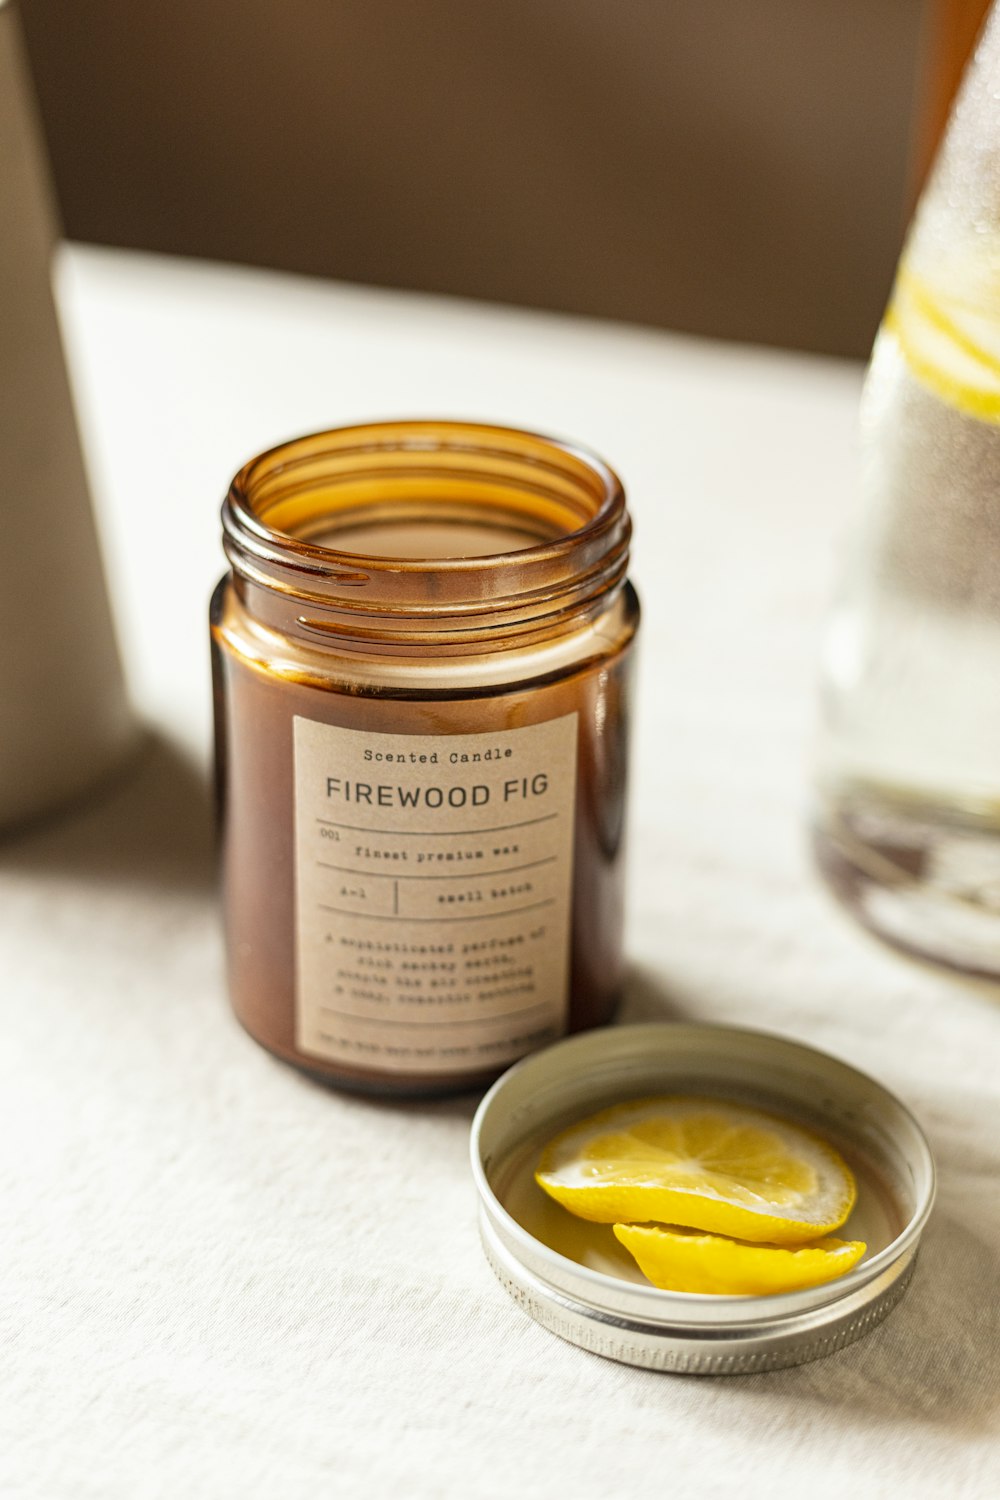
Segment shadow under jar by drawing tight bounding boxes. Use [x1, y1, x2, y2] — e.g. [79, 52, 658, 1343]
[211, 421, 639, 1095]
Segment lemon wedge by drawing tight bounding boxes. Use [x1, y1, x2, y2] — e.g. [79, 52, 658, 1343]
[613, 1223, 867, 1296]
[534, 1097, 857, 1244]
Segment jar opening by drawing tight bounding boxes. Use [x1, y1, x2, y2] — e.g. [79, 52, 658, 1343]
[221, 421, 631, 640]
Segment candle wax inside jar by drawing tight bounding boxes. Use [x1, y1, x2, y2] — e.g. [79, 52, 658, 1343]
[309, 519, 543, 559]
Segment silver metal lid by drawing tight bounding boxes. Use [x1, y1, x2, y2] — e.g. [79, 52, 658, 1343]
[470, 1023, 935, 1374]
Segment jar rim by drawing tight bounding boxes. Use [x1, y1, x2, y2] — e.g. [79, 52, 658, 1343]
[221, 420, 630, 633]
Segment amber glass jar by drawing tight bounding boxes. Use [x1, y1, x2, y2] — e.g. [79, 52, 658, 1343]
[211, 421, 639, 1095]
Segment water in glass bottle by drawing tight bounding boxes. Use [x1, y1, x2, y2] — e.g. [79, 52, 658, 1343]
[814, 4, 1000, 976]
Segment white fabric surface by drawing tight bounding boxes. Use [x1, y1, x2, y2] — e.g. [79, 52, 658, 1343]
[3, 246, 1000, 1499]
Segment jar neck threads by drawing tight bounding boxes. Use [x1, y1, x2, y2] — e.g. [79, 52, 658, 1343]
[221, 421, 630, 650]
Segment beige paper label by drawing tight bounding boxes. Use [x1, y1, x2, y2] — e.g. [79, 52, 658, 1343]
[293, 713, 578, 1074]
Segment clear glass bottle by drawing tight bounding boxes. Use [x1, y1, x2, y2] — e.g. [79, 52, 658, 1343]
[814, 6, 1000, 976]
[211, 421, 639, 1094]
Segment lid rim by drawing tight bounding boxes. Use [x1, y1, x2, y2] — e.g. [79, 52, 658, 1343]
[479, 1208, 919, 1375]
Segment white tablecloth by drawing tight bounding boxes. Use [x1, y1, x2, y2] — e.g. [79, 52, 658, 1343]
[3, 246, 999, 1499]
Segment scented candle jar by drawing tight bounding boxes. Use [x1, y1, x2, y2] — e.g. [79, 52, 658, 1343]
[211, 421, 639, 1095]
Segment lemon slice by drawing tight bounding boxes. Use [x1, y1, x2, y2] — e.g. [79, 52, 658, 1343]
[534, 1097, 857, 1244]
[613, 1223, 867, 1296]
[886, 257, 1000, 423]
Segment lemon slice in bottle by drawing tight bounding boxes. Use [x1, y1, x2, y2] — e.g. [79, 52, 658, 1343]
[886, 253, 1000, 423]
[613, 1223, 867, 1296]
[534, 1097, 857, 1244]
